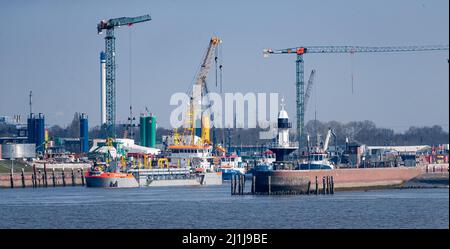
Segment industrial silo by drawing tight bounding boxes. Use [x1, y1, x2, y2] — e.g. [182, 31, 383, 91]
[27, 113, 35, 144]
[140, 116, 147, 147]
[35, 113, 45, 153]
[145, 116, 156, 148]
[80, 113, 89, 153]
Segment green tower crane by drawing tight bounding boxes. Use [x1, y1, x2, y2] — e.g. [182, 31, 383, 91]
[97, 14, 151, 138]
[263, 44, 449, 150]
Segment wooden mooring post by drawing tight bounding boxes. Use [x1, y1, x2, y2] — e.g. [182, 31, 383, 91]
[21, 168, 25, 188]
[241, 175, 245, 195]
[62, 170, 66, 187]
[32, 164, 37, 188]
[31, 172, 35, 188]
[268, 175, 272, 195]
[80, 168, 85, 186]
[237, 175, 241, 195]
[37, 170, 41, 187]
[326, 176, 330, 195]
[71, 169, 75, 186]
[52, 168, 56, 187]
[330, 176, 335, 194]
[233, 174, 237, 194]
[9, 167, 14, 188]
[322, 176, 326, 195]
[43, 164, 48, 188]
[231, 175, 234, 195]
[251, 175, 256, 194]
[315, 176, 318, 195]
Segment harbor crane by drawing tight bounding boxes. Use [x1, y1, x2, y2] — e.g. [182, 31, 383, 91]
[263, 44, 449, 150]
[97, 14, 151, 138]
[303, 69, 316, 113]
[177, 37, 222, 146]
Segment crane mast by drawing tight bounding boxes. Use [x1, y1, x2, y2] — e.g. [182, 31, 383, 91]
[263, 44, 449, 151]
[303, 69, 316, 114]
[192, 37, 221, 144]
[97, 14, 151, 138]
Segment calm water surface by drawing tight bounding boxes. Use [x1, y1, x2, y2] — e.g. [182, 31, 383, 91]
[0, 185, 448, 228]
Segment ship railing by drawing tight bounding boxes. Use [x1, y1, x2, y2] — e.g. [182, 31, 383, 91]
[268, 141, 299, 148]
[128, 168, 191, 176]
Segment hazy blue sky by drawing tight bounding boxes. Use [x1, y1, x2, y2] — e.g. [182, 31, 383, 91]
[0, 0, 448, 132]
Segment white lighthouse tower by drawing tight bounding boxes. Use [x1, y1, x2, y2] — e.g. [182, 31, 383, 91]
[277, 98, 291, 147]
[269, 98, 298, 165]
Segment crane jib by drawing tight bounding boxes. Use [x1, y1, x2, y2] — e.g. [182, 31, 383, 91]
[271, 45, 449, 54]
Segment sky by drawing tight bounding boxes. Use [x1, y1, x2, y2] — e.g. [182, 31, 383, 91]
[0, 0, 448, 132]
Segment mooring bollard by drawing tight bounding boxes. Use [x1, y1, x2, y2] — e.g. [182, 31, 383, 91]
[315, 176, 318, 195]
[43, 163, 48, 188]
[80, 168, 85, 186]
[10, 168, 14, 189]
[62, 170, 66, 187]
[71, 169, 75, 186]
[268, 175, 272, 195]
[52, 168, 56, 187]
[322, 176, 326, 195]
[21, 168, 25, 188]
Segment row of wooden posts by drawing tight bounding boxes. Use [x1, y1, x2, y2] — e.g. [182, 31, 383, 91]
[231, 174, 335, 195]
[8, 164, 85, 188]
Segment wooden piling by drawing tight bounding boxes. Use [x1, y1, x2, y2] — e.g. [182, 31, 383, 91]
[52, 168, 56, 187]
[315, 176, 318, 195]
[62, 170, 66, 187]
[307, 181, 311, 195]
[21, 168, 25, 188]
[10, 167, 14, 188]
[233, 174, 237, 195]
[38, 170, 41, 187]
[231, 175, 234, 195]
[32, 164, 37, 188]
[33, 164, 37, 188]
[31, 173, 35, 188]
[268, 175, 272, 195]
[251, 175, 256, 194]
[322, 176, 326, 195]
[80, 168, 85, 186]
[326, 176, 330, 194]
[237, 175, 241, 195]
[242, 175, 245, 195]
[330, 176, 334, 194]
[43, 163, 48, 188]
[71, 168, 75, 186]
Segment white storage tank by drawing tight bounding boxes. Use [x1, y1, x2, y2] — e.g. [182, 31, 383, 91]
[1, 144, 35, 159]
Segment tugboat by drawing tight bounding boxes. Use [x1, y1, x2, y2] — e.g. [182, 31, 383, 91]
[85, 161, 139, 188]
[218, 153, 245, 181]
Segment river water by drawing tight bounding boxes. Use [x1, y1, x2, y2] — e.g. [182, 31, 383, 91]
[0, 185, 448, 228]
